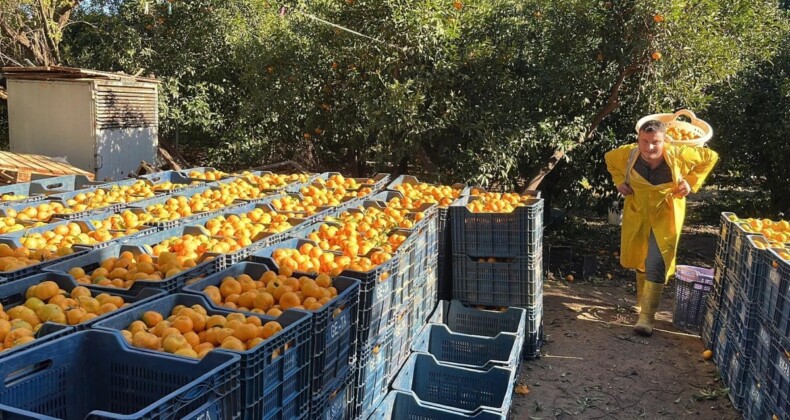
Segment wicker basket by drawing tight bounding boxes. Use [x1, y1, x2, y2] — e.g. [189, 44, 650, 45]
[636, 109, 713, 147]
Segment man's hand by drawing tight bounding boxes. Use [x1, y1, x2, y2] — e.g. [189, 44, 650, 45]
[674, 179, 691, 198]
[617, 183, 634, 196]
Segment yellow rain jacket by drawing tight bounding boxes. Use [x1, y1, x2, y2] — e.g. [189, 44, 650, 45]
[605, 144, 719, 282]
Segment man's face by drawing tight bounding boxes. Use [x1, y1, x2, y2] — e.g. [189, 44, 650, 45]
[638, 130, 665, 161]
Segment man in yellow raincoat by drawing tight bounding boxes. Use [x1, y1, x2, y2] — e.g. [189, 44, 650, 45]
[605, 120, 718, 336]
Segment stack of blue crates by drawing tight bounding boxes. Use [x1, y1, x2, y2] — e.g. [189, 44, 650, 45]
[449, 192, 544, 359]
[701, 212, 789, 418]
[370, 300, 525, 419]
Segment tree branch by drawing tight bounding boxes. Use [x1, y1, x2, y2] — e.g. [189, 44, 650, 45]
[524, 63, 643, 192]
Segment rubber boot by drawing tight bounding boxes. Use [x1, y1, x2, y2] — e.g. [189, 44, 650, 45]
[634, 281, 663, 337]
[633, 271, 646, 312]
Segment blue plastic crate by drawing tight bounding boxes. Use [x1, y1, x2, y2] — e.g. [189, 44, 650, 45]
[183, 261, 359, 397]
[93, 293, 313, 420]
[249, 238, 400, 355]
[311, 367, 355, 420]
[452, 254, 542, 307]
[29, 173, 103, 192]
[521, 302, 544, 360]
[0, 198, 69, 222]
[3, 217, 157, 251]
[124, 184, 219, 211]
[725, 334, 752, 411]
[767, 248, 790, 339]
[0, 183, 47, 206]
[713, 309, 731, 371]
[353, 331, 393, 420]
[672, 265, 714, 334]
[0, 238, 89, 283]
[700, 299, 720, 350]
[180, 166, 236, 182]
[43, 243, 221, 294]
[411, 323, 523, 370]
[0, 271, 164, 330]
[235, 170, 315, 193]
[390, 353, 515, 415]
[389, 305, 414, 377]
[370, 391, 506, 420]
[450, 195, 543, 259]
[140, 170, 209, 193]
[760, 249, 784, 331]
[308, 172, 391, 194]
[428, 300, 527, 339]
[743, 370, 778, 420]
[726, 222, 751, 289]
[0, 322, 72, 363]
[753, 318, 773, 378]
[740, 235, 771, 302]
[715, 212, 736, 267]
[763, 334, 790, 416]
[0, 330, 241, 419]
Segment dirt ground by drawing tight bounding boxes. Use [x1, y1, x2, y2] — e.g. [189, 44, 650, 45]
[510, 199, 740, 419]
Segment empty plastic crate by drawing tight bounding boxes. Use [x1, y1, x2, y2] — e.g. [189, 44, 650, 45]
[0, 330, 240, 419]
[411, 323, 523, 370]
[672, 265, 714, 334]
[369, 391, 506, 420]
[450, 196, 543, 258]
[452, 254, 542, 307]
[428, 300, 527, 339]
[390, 353, 515, 415]
[43, 243, 221, 294]
[183, 261, 359, 397]
[94, 293, 313, 420]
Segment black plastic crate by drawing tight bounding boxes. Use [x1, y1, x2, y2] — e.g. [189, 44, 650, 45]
[714, 308, 731, 371]
[452, 254, 542, 307]
[450, 196, 543, 258]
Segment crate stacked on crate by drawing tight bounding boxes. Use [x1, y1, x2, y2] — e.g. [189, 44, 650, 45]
[370, 300, 525, 419]
[181, 261, 360, 419]
[700, 213, 790, 417]
[95, 293, 313, 419]
[384, 176, 468, 302]
[450, 190, 544, 359]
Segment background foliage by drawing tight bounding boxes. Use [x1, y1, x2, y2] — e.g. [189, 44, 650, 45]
[1, 0, 788, 213]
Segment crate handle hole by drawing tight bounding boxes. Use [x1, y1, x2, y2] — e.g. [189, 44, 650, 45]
[5, 360, 53, 387]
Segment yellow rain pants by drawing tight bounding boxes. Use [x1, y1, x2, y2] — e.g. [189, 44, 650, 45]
[605, 144, 719, 283]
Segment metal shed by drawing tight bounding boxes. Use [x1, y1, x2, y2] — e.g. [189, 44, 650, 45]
[3, 66, 160, 181]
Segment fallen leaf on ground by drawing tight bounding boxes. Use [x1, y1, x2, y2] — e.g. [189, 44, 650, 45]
[515, 385, 530, 395]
